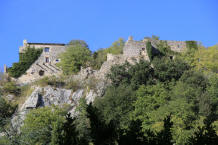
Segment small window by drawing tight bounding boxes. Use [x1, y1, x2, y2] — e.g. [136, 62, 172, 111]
[44, 47, 50, 52]
[45, 57, 50, 63]
[169, 56, 173, 60]
[56, 59, 59, 62]
[142, 48, 145, 51]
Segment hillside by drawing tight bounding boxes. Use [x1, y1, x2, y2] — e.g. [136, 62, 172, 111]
[0, 37, 218, 145]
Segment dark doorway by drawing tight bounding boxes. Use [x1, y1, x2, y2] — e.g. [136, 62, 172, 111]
[39, 70, 44, 76]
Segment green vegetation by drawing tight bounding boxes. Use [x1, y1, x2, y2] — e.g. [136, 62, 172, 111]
[91, 38, 124, 70]
[186, 41, 198, 51]
[0, 97, 17, 132]
[8, 47, 42, 78]
[1, 38, 218, 145]
[57, 40, 92, 75]
[2, 81, 20, 96]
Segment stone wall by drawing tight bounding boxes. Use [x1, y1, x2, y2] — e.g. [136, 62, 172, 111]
[17, 40, 67, 84]
[123, 36, 186, 59]
[166, 40, 186, 52]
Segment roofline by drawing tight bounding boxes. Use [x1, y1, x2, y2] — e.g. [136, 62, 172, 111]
[27, 42, 66, 46]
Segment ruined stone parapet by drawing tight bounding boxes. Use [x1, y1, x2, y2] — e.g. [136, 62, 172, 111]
[123, 37, 147, 58]
[166, 40, 186, 52]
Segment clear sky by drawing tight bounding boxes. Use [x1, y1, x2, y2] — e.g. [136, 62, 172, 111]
[0, 0, 217, 69]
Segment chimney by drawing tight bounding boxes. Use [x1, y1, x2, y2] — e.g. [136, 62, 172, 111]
[3, 64, 7, 74]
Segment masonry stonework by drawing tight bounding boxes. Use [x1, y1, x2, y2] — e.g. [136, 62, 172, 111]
[14, 37, 189, 84]
[123, 36, 186, 59]
[17, 40, 67, 83]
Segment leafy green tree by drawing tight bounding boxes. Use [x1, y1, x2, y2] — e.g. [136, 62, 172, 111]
[75, 98, 91, 144]
[186, 41, 198, 51]
[57, 40, 92, 74]
[91, 38, 124, 70]
[152, 57, 190, 82]
[20, 106, 67, 145]
[107, 60, 153, 89]
[107, 62, 131, 87]
[0, 97, 16, 132]
[132, 83, 170, 131]
[86, 104, 117, 145]
[194, 45, 218, 74]
[188, 117, 218, 145]
[95, 85, 135, 129]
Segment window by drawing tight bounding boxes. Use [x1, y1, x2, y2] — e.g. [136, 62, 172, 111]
[142, 48, 145, 51]
[39, 70, 44, 76]
[169, 56, 173, 60]
[45, 57, 50, 63]
[44, 47, 50, 52]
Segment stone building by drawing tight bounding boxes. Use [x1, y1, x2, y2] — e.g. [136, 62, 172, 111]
[17, 40, 66, 83]
[8, 37, 189, 84]
[123, 36, 187, 59]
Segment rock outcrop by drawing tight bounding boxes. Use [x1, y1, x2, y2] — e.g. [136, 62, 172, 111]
[11, 81, 106, 130]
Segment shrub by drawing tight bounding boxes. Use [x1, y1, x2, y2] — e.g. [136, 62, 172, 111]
[0, 97, 17, 131]
[3, 81, 20, 96]
[8, 47, 42, 78]
[35, 76, 65, 88]
[186, 41, 198, 51]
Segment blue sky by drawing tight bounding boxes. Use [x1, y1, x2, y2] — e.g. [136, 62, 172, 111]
[0, 0, 217, 69]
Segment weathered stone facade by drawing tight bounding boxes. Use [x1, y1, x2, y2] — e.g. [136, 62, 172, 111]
[17, 40, 67, 84]
[14, 37, 188, 84]
[123, 36, 186, 58]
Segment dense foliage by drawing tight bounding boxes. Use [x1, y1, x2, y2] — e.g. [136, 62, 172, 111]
[0, 97, 16, 132]
[57, 40, 92, 74]
[7, 47, 42, 78]
[91, 38, 124, 70]
[1, 39, 218, 145]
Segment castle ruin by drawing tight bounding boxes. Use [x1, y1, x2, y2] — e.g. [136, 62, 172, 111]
[123, 36, 186, 60]
[17, 40, 67, 83]
[6, 37, 188, 84]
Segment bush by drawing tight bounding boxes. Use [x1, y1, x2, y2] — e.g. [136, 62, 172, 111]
[8, 47, 42, 78]
[107, 60, 153, 89]
[3, 81, 20, 96]
[186, 41, 198, 51]
[20, 106, 68, 145]
[35, 76, 65, 88]
[0, 97, 17, 131]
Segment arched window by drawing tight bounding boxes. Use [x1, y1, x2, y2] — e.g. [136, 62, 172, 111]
[39, 70, 44, 76]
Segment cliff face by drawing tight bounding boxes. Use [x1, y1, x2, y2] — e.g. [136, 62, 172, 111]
[12, 83, 106, 130]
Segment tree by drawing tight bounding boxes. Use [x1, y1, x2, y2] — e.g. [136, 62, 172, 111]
[20, 106, 67, 145]
[188, 117, 218, 145]
[152, 57, 190, 82]
[194, 45, 218, 74]
[94, 85, 135, 129]
[107, 60, 153, 89]
[57, 40, 92, 74]
[0, 97, 16, 132]
[86, 104, 117, 145]
[91, 38, 124, 70]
